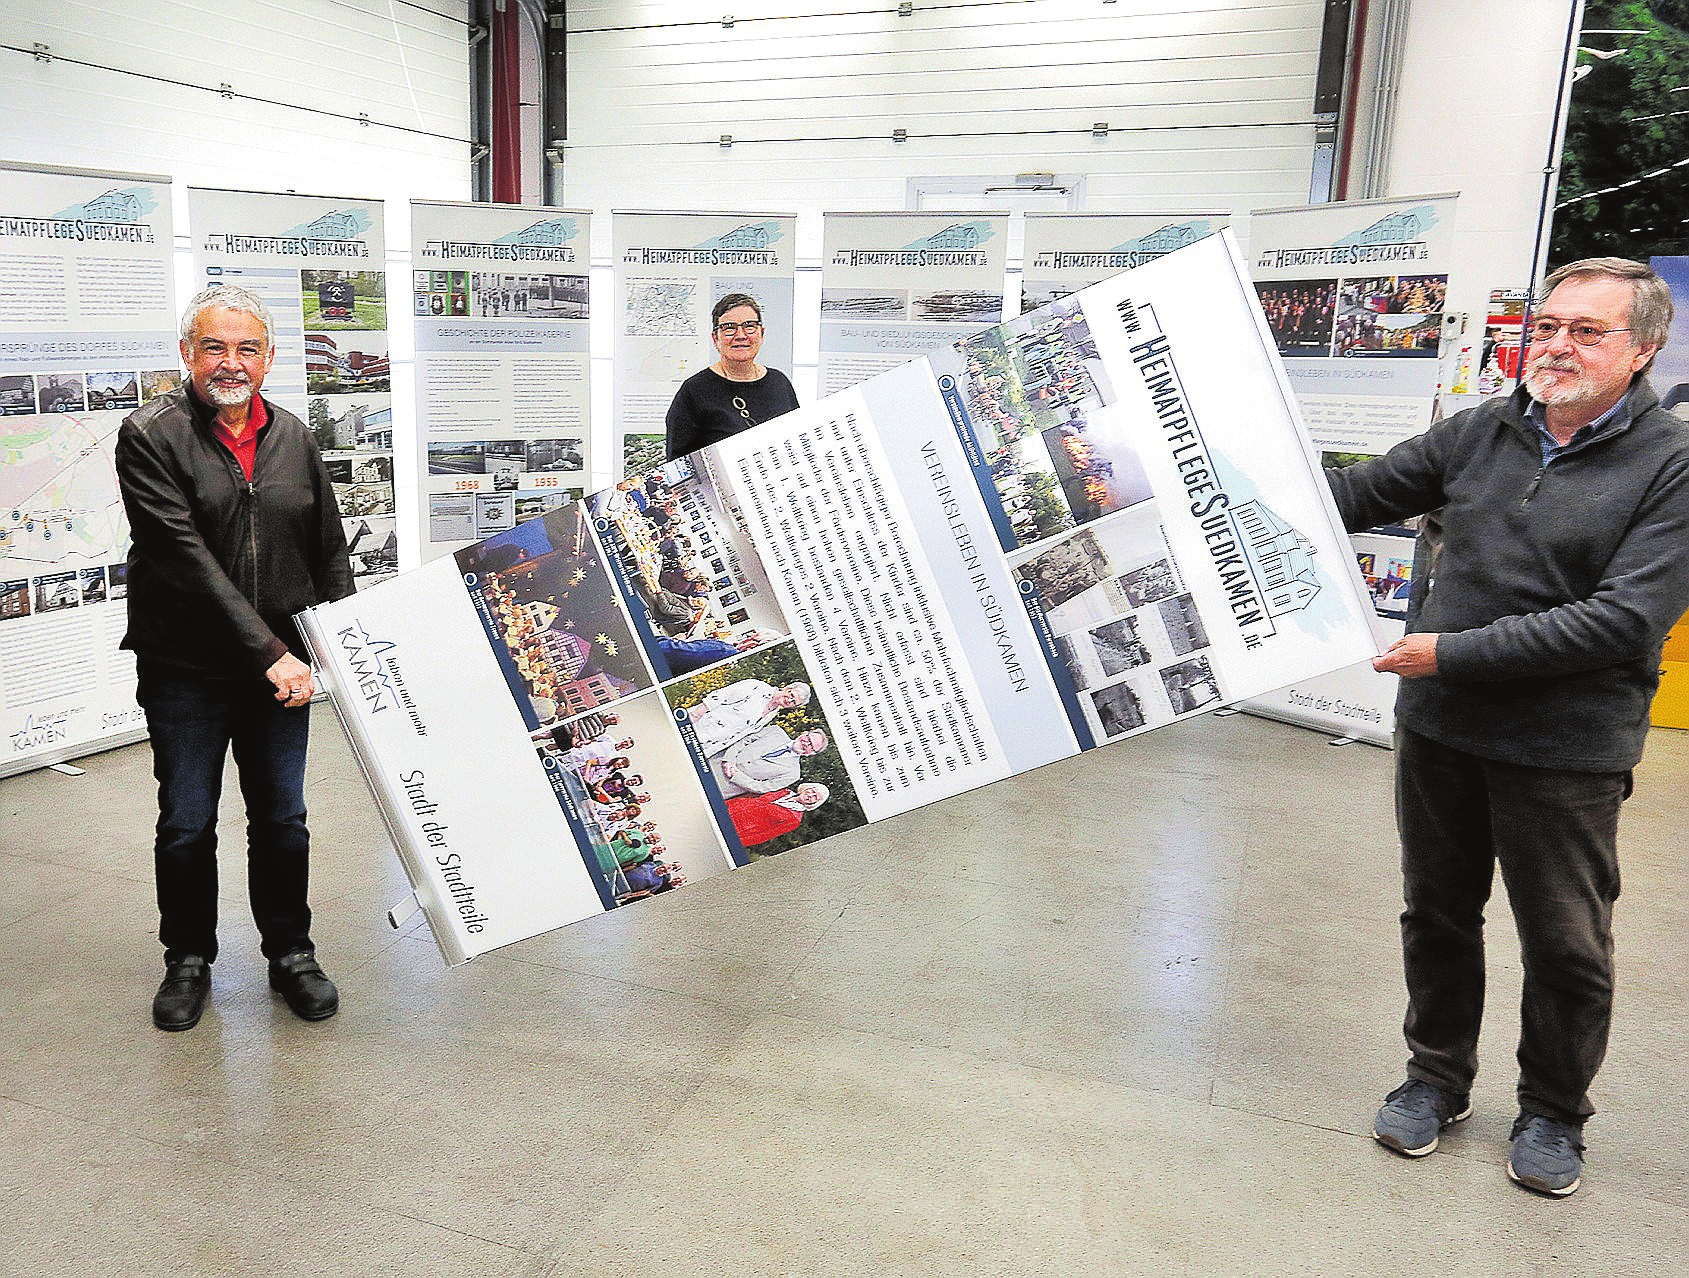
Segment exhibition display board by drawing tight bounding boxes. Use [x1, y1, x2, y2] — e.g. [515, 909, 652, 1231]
[610, 211, 798, 476]
[1020, 212, 1230, 313]
[189, 187, 397, 589]
[410, 201, 591, 561]
[1239, 192, 1459, 746]
[819, 211, 1009, 395]
[300, 232, 1382, 964]
[0, 162, 176, 778]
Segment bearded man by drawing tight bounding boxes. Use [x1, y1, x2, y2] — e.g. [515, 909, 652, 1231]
[117, 284, 353, 1032]
[1325, 258, 1689, 1197]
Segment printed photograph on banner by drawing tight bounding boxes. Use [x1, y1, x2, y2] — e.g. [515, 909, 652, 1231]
[140, 369, 181, 402]
[1011, 503, 1221, 741]
[1255, 279, 1338, 355]
[937, 296, 1129, 548]
[35, 570, 81, 613]
[326, 453, 395, 519]
[305, 331, 390, 394]
[310, 393, 391, 454]
[0, 375, 36, 415]
[622, 433, 664, 475]
[469, 271, 588, 320]
[38, 373, 87, 414]
[915, 288, 1001, 324]
[428, 493, 474, 542]
[85, 372, 140, 412]
[0, 578, 29, 620]
[343, 514, 397, 587]
[664, 641, 866, 859]
[821, 286, 909, 319]
[301, 270, 386, 330]
[456, 503, 652, 729]
[588, 452, 793, 680]
[1334, 275, 1446, 357]
[531, 689, 734, 903]
[426, 436, 584, 480]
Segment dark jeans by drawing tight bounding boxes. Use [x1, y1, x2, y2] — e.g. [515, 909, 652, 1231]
[1394, 727, 1628, 1126]
[136, 662, 315, 965]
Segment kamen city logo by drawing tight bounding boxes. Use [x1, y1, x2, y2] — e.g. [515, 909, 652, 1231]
[337, 622, 401, 714]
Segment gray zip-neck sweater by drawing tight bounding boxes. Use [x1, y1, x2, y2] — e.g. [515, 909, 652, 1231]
[1327, 378, 1689, 772]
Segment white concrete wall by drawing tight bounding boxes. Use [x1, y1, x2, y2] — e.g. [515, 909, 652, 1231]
[560, 0, 1332, 262]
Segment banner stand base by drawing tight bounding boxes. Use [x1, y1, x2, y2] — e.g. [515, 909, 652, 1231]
[48, 762, 87, 776]
[387, 893, 421, 930]
[1328, 735, 1357, 747]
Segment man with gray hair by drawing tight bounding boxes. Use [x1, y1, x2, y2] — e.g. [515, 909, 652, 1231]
[117, 283, 353, 1031]
[1326, 258, 1689, 1196]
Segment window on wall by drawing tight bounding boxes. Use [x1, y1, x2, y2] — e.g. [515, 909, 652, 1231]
[907, 176, 1086, 214]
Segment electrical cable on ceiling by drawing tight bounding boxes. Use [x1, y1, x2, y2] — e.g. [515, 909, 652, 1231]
[0, 41, 474, 146]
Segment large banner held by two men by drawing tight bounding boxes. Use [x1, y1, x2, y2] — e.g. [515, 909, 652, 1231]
[301, 232, 1383, 965]
[0, 162, 176, 778]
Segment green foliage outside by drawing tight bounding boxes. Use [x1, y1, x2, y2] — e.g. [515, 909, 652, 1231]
[665, 644, 868, 857]
[1553, 1, 1689, 262]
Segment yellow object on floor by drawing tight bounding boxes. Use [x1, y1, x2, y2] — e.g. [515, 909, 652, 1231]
[1655, 659, 1689, 730]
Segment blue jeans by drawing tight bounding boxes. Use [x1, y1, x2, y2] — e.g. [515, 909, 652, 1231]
[136, 661, 315, 964]
[1394, 727, 1628, 1126]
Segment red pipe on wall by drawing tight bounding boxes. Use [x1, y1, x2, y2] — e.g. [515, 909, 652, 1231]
[491, 0, 522, 204]
[1335, 0, 1370, 200]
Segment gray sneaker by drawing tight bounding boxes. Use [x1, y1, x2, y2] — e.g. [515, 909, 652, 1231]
[1373, 1078, 1472, 1156]
[1507, 1114, 1584, 1196]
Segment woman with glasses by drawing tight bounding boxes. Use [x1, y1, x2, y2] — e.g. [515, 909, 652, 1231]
[665, 292, 799, 459]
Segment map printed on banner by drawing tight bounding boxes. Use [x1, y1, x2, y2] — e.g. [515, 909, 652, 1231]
[1, 163, 177, 778]
[301, 231, 1381, 965]
[1020, 212, 1230, 313]
[411, 202, 590, 561]
[819, 211, 1009, 396]
[189, 187, 396, 589]
[611, 212, 797, 476]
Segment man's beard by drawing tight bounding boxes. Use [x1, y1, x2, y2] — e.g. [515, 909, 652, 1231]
[1524, 354, 1597, 408]
[202, 374, 254, 407]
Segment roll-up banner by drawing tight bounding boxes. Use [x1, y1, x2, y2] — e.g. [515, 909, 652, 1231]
[1020, 213, 1231, 313]
[188, 187, 396, 590]
[1649, 257, 1689, 418]
[410, 202, 591, 562]
[1, 162, 176, 778]
[300, 231, 1382, 965]
[820, 211, 1010, 396]
[611, 211, 798, 477]
[1238, 193, 1459, 746]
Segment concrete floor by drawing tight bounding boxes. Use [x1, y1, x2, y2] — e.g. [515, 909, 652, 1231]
[2, 707, 1686, 1276]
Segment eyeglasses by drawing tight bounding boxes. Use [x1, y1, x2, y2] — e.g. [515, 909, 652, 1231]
[714, 320, 763, 336]
[1528, 319, 1632, 346]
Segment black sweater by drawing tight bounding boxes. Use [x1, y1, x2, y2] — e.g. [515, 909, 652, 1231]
[664, 366, 799, 459]
[1327, 380, 1689, 771]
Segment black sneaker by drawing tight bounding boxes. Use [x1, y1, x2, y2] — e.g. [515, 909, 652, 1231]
[152, 956, 211, 1031]
[268, 950, 339, 1021]
[1507, 1114, 1584, 1197]
[1372, 1078, 1472, 1156]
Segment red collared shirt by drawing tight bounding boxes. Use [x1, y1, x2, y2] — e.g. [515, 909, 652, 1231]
[212, 394, 269, 481]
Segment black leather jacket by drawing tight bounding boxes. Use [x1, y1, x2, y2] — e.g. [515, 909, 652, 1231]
[117, 386, 354, 676]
